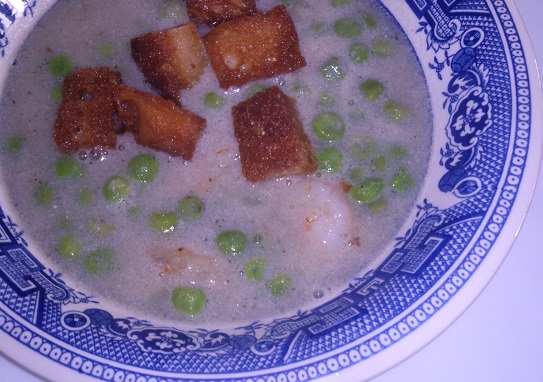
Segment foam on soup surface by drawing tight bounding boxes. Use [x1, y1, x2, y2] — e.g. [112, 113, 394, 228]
[0, 0, 432, 325]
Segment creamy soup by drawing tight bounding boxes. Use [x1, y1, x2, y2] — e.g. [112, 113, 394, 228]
[0, 0, 431, 325]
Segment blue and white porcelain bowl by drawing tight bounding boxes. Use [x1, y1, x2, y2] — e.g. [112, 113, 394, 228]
[0, 1, 541, 381]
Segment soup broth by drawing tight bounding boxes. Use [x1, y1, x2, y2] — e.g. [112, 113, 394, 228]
[0, 0, 432, 324]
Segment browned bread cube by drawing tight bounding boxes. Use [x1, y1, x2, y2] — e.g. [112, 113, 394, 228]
[204, 5, 306, 89]
[232, 86, 317, 182]
[114, 85, 206, 160]
[54, 67, 122, 154]
[187, 0, 257, 26]
[131, 23, 208, 104]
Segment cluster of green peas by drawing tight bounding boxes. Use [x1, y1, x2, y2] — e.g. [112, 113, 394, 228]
[39, 152, 292, 316]
[218, 232, 293, 287]
[170, 231, 293, 315]
[316, 7, 409, 117]
[170, 232, 293, 315]
[311, 111, 415, 208]
[43, 154, 167, 270]
[304, 5, 415, 208]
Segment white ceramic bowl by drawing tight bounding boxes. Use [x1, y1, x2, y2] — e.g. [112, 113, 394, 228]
[0, 1, 541, 381]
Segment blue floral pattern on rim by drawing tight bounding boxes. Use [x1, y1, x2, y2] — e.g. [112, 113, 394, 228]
[0, 1, 37, 56]
[0, 0, 536, 380]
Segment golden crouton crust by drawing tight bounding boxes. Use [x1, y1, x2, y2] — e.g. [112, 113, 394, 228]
[204, 5, 306, 89]
[53, 67, 122, 154]
[187, 0, 257, 25]
[114, 84, 206, 160]
[131, 23, 208, 104]
[232, 86, 317, 182]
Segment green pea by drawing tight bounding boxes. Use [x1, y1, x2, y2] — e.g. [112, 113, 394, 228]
[51, 87, 63, 102]
[49, 55, 73, 77]
[373, 40, 395, 58]
[171, 287, 206, 315]
[77, 187, 94, 206]
[390, 167, 415, 192]
[98, 42, 116, 58]
[364, 13, 378, 29]
[290, 81, 311, 97]
[350, 177, 385, 204]
[56, 235, 80, 260]
[388, 145, 407, 160]
[318, 147, 344, 174]
[266, 274, 292, 296]
[330, 0, 351, 7]
[244, 257, 266, 282]
[384, 101, 409, 122]
[311, 22, 326, 33]
[216, 230, 247, 256]
[334, 18, 362, 38]
[349, 167, 364, 182]
[159, 0, 185, 18]
[59, 216, 71, 230]
[103, 176, 130, 203]
[84, 248, 114, 275]
[349, 136, 376, 159]
[369, 198, 388, 214]
[311, 112, 346, 141]
[203, 92, 226, 109]
[373, 156, 387, 172]
[318, 91, 336, 107]
[88, 218, 115, 236]
[320, 57, 345, 82]
[127, 154, 159, 183]
[178, 196, 203, 222]
[4, 135, 24, 155]
[360, 79, 384, 101]
[55, 157, 84, 178]
[34, 183, 54, 207]
[349, 42, 370, 64]
[245, 84, 269, 99]
[149, 212, 178, 234]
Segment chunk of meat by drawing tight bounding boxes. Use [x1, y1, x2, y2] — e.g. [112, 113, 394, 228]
[297, 181, 359, 249]
[204, 5, 306, 89]
[131, 22, 208, 104]
[151, 247, 226, 286]
[114, 84, 206, 160]
[186, 0, 257, 26]
[269, 179, 360, 254]
[53, 67, 122, 154]
[232, 86, 317, 181]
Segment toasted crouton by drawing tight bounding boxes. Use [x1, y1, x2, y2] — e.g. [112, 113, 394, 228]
[131, 23, 208, 104]
[54, 67, 122, 154]
[232, 86, 317, 182]
[187, 0, 257, 25]
[204, 5, 306, 89]
[114, 85, 206, 160]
